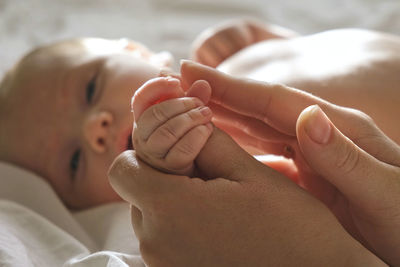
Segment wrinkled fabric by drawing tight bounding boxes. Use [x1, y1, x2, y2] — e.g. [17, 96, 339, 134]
[0, 162, 144, 266]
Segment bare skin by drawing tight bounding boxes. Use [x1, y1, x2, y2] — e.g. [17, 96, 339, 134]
[1, 18, 399, 265]
[108, 21, 400, 266]
[132, 77, 213, 176]
[181, 61, 400, 265]
[194, 23, 400, 144]
[0, 38, 173, 208]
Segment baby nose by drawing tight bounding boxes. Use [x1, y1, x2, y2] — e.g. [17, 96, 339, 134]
[84, 111, 114, 153]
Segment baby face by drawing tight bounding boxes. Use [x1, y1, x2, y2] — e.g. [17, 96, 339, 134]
[5, 38, 170, 208]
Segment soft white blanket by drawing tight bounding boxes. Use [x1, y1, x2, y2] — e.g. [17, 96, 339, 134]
[0, 161, 144, 266]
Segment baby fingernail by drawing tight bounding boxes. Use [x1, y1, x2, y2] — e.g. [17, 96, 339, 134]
[200, 106, 212, 116]
[166, 76, 180, 86]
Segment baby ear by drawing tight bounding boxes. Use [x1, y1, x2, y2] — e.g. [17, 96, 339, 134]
[185, 80, 211, 105]
[150, 51, 174, 68]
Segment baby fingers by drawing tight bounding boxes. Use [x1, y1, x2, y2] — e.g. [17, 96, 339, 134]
[145, 106, 213, 157]
[135, 105, 213, 174]
[135, 97, 204, 141]
[164, 123, 213, 175]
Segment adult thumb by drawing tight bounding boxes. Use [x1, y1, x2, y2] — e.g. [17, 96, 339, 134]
[195, 127, 276, 182]
[296, 105, 399, 210]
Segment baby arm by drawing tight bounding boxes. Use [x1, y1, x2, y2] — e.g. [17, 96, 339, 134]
[191, 19, 298, 68]
[131, 77, 213, 176]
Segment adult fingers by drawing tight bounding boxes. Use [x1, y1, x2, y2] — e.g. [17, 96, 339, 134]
[296, 105, 400, 212]
[210, 103, 293, 143]
[185, 80, 212, 104]
[194, 127, 276, 181]
[108, 150, 195, 210]
[181, 60, 327, 135]
[255, 154, 299, 183]
[108, 135, 262, 208]
[211, 120, 295, 157]
[181, 60, 400, 166]
[297, 105, 400, 264]
[210, 103, 299, 158]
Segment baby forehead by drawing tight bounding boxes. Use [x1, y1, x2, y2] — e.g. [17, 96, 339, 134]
[46, 38, 137, 59]
[13, 41, 86, 78]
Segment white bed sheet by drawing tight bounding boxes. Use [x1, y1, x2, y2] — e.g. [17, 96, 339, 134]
[0, 161, 144, 266]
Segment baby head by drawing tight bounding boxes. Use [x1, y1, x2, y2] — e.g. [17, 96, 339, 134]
[0, 38, 173, 209]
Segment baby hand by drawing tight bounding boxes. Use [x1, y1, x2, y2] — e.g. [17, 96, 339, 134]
[131, 77, 213, 176]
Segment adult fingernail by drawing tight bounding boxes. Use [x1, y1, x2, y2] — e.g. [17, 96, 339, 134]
[304, 105, 331, 145]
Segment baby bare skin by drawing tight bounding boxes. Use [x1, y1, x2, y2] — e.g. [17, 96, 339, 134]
[218, 29, 400, 144]
[0, 38, 172, 208]
[132, 77, 214, 177]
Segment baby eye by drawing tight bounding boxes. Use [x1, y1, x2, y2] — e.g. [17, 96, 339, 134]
[70, 149, 81, 179]
[86, 75, 97, 103]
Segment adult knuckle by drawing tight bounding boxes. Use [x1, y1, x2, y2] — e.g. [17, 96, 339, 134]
[108, 151, 139, 185]
[355, 109, 374, 124]
[346, 108, 383, 145]
[109, 151, 135, 175]
[349, 108, 376, 131]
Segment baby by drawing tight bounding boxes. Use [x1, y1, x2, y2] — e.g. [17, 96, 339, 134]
[0, 19, 291, 209]
[2, 19, 400, 210]
[0, 37, 219, 209]
[0, 38, 172, 209]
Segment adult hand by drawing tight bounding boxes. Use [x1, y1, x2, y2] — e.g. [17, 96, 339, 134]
[180, 60, 400, 266]
[109, 126, 381, 266]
